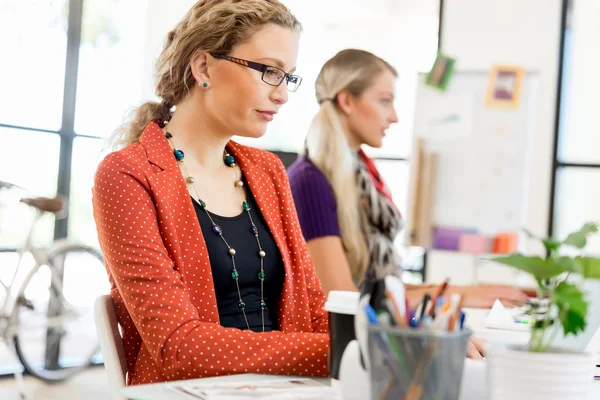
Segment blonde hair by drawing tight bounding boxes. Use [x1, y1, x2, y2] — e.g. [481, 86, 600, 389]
[111, 0, 301, 148]
[305, 49, 397, 283]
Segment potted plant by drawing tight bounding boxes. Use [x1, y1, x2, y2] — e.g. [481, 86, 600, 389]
[485, 222, 600, 400]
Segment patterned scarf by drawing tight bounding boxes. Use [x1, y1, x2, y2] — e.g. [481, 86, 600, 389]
[356, 150, 404, 281]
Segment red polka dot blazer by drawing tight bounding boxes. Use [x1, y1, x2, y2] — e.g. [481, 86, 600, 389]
[93, 121, 330, 385]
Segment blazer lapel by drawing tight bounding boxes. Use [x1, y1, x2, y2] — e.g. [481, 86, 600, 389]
[227, 142, 295, 329]
[140, 122, 219, 322]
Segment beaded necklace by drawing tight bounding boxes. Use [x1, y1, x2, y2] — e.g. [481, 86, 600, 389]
[165, 131, 267, 332]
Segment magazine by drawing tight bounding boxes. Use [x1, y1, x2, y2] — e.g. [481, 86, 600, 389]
[169, 378, 339, 400]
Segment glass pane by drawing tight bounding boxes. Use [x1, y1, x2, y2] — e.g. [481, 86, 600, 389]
[0, 0, 68, 130]
[74, 0, 147, 137]
[0, 127, 60, 248]
[68, 137, 107, 247]
[557, 5, 600, 164]
[553, 167, 600, 254]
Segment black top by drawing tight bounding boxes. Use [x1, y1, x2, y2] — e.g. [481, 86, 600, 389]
[192, 178, 285, 332]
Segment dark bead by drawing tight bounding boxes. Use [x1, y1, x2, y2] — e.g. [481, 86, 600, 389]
[165, 131, 173, 139]
[224, 155, 235, 167]
[173, 149, 185, 161]
[251, 225, 258, 235]
[238, 301, 246, 309]
[260, 300, 266, 310]
[211, 224, 222, 235]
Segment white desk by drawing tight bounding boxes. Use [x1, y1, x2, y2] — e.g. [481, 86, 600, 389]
[120, 309, 600, 400]
[120, 374, 332, 400]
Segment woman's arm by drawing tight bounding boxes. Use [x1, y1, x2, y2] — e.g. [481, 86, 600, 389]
[306, 236, 358, 295]
[93, 153, 329, 380]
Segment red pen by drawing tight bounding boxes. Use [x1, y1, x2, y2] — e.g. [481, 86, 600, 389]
[428, 279, 449, 317]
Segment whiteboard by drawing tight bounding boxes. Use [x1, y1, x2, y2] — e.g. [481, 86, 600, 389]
[409, 71, 539, 236]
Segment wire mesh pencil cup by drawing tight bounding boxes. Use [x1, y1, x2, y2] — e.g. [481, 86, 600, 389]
[368, 326, 471, 400]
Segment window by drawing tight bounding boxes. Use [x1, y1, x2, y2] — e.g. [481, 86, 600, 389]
[0, 0, 69, 131]
[74, 0, 146, 137]
[68, 137, 106, 247]
[554, 168, 600, 253]
[551, 0, 600, 254]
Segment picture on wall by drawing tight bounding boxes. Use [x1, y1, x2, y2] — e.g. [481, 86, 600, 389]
[486, 65, 525, 109]
[425, 53, 456, 91]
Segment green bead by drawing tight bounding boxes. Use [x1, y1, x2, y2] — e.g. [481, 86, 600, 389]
[224, 155, 235, 167]
[258, 271, 265, 280]
[260, 300, 266, 310]
[231, 270, 239, 279]
[199, 199, 206, 208]
[238, 300, 246, 309]
[242, 201, 250, 211]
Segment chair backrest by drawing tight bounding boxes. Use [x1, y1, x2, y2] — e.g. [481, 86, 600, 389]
[94, 295, 128, 400]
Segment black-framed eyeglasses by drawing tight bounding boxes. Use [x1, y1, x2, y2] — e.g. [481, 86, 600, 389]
[211, 54, 302, 92]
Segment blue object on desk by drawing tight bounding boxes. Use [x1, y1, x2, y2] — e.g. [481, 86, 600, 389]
[364, 304, 379, 325]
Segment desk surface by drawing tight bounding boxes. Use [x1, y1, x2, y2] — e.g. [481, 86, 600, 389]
[121, 308, 600, 400]
[121, 374, 332, 400]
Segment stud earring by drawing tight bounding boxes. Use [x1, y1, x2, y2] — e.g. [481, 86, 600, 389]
[202, 82, 208, 88]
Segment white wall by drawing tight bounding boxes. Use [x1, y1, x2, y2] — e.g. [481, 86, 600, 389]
[422, 0, 564, 286]
[441, 0, 564, 254]
[140, 0, 439, 154]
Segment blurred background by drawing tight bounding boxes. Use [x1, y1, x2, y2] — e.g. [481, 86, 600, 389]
[0, 0, 599, 398]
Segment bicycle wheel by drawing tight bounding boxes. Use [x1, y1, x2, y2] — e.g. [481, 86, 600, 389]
[12, 241, 108, 382]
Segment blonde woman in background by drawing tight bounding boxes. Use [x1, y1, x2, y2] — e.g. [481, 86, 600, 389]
[93, 0, 330, 385]
[288, 50, 528, 357]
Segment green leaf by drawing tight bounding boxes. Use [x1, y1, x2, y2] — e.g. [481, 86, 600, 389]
[555, 257, 583, 275]
[490, 254, 564, 279]
[576, 257, 600, 279]
[552, 282, 588, 336]
[542, 239, 562, 253]
[563, 222, 599, 249]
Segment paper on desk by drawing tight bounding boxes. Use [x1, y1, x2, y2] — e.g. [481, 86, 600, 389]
[484, 299, 531, 332]
[169, 378, 338, 400]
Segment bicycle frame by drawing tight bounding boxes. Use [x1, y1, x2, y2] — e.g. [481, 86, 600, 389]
[0, 209, 67, 336]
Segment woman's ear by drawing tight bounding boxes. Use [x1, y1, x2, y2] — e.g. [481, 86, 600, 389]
[336, 90, 355, 116]
[190, 51, 211, 85]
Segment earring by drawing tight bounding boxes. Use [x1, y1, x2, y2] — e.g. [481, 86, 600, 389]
[202, 82, 208, 88]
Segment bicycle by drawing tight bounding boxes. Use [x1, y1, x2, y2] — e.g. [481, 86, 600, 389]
[0, 180, 108, 398]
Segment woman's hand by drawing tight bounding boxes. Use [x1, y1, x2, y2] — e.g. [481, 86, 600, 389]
[466, 336, 487, 359]
[451, 284, 529, 308]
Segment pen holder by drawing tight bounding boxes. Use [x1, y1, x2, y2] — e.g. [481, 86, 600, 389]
[368, 326, 471, 400]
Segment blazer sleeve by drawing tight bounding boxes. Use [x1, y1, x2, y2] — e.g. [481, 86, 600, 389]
[271, 155, 329, 334]
[93, 153, 329, 381]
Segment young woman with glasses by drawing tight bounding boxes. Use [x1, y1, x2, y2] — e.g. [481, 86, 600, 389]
[288, 49, 530, 358]
[93, 0, 328, 385]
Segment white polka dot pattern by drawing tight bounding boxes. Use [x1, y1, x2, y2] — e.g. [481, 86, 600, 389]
[92, 121, 330, 386]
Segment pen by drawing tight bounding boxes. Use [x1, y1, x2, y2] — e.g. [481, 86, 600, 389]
[419, 294, 431, 323]
[447, 294, 463, 331]
[428, 279, 449, 317]
[385, 290, 407, 327]
[365, 304, 379, 325]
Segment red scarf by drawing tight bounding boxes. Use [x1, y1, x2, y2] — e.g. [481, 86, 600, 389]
[357, 149, 401, 216]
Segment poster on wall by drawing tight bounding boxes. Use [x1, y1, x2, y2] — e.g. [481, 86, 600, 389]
[485, 65, 525, 109]
[425, 53, 456, 91]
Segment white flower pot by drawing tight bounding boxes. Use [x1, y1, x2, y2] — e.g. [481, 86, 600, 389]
[486, 344, 596, 400]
